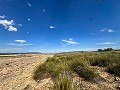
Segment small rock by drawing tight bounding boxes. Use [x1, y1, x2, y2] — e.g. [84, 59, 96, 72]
[17, 84, 20, 87]
[8, 88, 12, 90]
[37, 80, 40, 82]
[115, 77, 120, 81]
[116, 85, 120, 90]
[6, 63, 9, 65]
[24, 84, 32, 90]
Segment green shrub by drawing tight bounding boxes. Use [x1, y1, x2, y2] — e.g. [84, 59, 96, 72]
[33, 57, 70, 81]
[33, 52, 120, 82]
[70, 61, 97, 81]
[108, 64, 120, 77]
[51, 74, 77, 90]
[90, 58, 110, 67]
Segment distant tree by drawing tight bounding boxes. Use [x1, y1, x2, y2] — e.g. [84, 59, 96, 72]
[104, 48, 113, 51]
[98, 49, 103, 52]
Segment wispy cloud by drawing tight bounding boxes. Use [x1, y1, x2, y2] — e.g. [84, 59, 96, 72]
[42, 9, 46, 12]
[8, 40, 33, 46]
[96, 42, 116, 45]
[100, 28, 115, 33]
[0, 15, 5, 19]
[28, 18, 31, 21]
[0, 19, 17, 31]
[62, 38, 78, 47]
[50, 26, 55, 29]
[8, 25, 17, 31]
[18, 24, 22, 26]
[15, 40, 26, 43]
[27, 32, 29, 34]
[27, 2, 31, 7]
[8, 43, 33, 46]
[0, 48, 22, 53]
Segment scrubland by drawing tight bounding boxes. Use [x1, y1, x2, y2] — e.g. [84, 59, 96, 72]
[0, 52, 120, 90]
[34, 52, 120, 90]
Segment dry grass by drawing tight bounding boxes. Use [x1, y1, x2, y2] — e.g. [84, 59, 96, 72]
[33, 52, 120, 89]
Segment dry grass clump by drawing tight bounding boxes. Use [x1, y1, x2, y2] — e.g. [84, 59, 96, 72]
[33, 53, 97, 81]
[51, 74, 77, 90]
[33, 57, 70, 81]
[70, 60, 96, 81]
[108, 64, 120, 77]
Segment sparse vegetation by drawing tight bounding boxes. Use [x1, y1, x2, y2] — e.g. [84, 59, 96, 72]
[33, 50, 120, 89]
[51, 74, 77, 90]
[33, 53, 97, 81]
[108, 64, 120, 77]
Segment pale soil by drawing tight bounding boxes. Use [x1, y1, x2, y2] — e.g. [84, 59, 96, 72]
[0, 54, 53, 90]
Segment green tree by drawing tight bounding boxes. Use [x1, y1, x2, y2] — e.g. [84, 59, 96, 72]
[98, 49, 103, 52]
[104, 48, 113, 51]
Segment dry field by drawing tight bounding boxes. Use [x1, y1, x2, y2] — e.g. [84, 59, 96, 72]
[0, 54, 53, 90]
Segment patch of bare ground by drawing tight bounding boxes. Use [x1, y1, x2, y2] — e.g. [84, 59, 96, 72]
[0, 54, 53, 90]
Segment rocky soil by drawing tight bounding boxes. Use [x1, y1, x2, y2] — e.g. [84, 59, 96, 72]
[0, 54, 53, 90]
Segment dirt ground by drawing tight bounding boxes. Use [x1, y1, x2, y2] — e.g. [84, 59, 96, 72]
[0, 54, 53, 90]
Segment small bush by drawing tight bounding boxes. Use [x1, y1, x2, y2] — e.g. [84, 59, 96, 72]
[70, 61, 97, 81]
[90, 58, 110, 67]
[51, 74, 77, 90]
[33, 57, 70, 81]
[108, 64, 120, 77]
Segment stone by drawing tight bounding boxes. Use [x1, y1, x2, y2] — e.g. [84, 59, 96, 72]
[115, 77, 120, 81]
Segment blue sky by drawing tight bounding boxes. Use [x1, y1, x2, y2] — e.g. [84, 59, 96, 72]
[0, 0, 120, 53]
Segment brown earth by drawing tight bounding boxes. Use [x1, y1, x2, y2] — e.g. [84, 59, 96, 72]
[0, 54, 53, 90]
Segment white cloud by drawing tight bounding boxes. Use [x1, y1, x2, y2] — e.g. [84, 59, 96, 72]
[50, 26, 55, 29]
[96, 42, 116, 45]
[8, 40, 33, 46]
[100, 28, 114, 33]
[0, 15, 5, 19]
[0, 19, 17, 31]
[0, 48, 22, 53]
[8, 25, 17, 31]
[15, 40, 26, 43]
[18, 24, 22, 26]
[28, 18, 31, 21]
[108, 29, 114, 32]
[8, 43, 33, 46]
[27, 2, 31, 7]
[42, 9, 46, 12]
[62, 38, 78, 46]
[0, 20, 14, 28]
[27, 32, 29, 34]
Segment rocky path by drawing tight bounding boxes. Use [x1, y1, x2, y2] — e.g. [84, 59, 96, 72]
[0, 54, 53, 90]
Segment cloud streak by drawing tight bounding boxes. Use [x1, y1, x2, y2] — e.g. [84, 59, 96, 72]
[62, 38, 78, 47]
[8, 40, 33, 46]
[18, 24, 22, 26]
[8, 43, 33, 46]
[50, 26, 55, 29]
[0, 48, 22, 53]
[100, 28, 115, 33]
[27, 2, 31, 7]
[0, 15, 5, 19]
[15, 40, 26, 43]
[96, 42, 116, 45]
